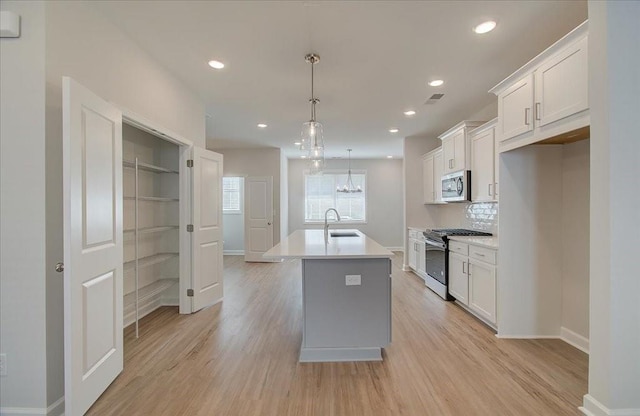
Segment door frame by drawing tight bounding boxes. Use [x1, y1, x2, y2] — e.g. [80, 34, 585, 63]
[120, 109, 194, 314]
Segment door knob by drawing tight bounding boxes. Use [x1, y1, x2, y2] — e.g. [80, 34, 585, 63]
[267, 222, 272, 225]
[55, 262, 64, 273]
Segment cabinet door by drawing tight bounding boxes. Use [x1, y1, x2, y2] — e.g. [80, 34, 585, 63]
[422, 154, 435, 204]
[471, 128, 495, 202]
[433, 150, 444, 202]
[417, 241, 426, 276]
[468, 258, 497, 324]
[442, 136, 456, 174]
[535, 36, 588, 127]
[498, 73, 534, 142]
[452, 130, 466, 172]
[448, 253, 468, 305]
[408, 238, 417, 270]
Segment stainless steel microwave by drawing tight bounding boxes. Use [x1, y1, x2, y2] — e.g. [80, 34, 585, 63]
[441, 170, 471, 202]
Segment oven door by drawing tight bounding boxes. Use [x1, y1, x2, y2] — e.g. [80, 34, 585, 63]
[425, 238, 446, 285]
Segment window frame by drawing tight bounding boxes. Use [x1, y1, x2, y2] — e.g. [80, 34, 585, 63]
[303, 169, 368, 224]
[222, 176, 244, 215]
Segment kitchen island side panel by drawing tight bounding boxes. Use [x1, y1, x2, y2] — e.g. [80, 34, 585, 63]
[302, 258, 391, 348]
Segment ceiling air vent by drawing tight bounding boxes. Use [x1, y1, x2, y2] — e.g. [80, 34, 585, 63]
[424, 93, 444, 105]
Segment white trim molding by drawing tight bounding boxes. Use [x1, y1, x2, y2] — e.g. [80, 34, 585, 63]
[580, 394, 640, 416]
[561, 327, 589, 354]
[0, 396, 64, 416]
[222, 250, 245, 255]
[385, 247, 404, 252]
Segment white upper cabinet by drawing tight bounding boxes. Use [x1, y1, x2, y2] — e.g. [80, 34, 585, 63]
[490, 21, 589, 152]
[438, 121, 485, 175]
[470, 119, 498, 202]
[535, 36, 588, 127]
[422, 148, 445, 204]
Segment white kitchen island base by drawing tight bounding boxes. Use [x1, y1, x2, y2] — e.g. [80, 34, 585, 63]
[264, 230, 393, 363]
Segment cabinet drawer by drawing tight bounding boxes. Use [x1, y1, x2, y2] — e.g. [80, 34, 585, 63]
[469, 245, 497, 265]
[449, 241, 468, 256]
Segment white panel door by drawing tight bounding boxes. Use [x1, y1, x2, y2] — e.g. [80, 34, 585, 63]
[192, 147, 224, 311]
[422, 154, 435, 204]
[471, 128, 495, 202]
[448, 253, 469, 305]
[468, 259, 497, 324]
[433, 150, 444, 202]
[498, 73, 534, 142]
[63, 77, 123, 415]
[244, 176, 274, 262]
[535, 36, 588, 127]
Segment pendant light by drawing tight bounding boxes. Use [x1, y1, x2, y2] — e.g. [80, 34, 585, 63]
[301, 53, 325, 174]
[337, 149, 362, 193]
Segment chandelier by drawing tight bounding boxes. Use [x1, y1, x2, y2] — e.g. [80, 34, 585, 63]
[337, 149, 362, 193]
[301, 53, 324, 173]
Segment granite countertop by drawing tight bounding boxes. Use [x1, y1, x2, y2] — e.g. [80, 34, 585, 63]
[263, 229, 393, 260]
[447, 235, 499, 249]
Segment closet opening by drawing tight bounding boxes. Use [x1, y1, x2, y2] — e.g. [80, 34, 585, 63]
[122, 121, 189, 336]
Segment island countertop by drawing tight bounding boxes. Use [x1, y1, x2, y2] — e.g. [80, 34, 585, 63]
[263, 229, 393, 260]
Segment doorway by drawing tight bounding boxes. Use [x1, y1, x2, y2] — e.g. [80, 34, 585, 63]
[222, 176, 245, 255]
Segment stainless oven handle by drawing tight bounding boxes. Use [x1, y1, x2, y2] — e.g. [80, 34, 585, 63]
[424, 238, 446, 249]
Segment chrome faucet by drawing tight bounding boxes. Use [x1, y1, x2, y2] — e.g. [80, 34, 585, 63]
[324, 208, 341, 242]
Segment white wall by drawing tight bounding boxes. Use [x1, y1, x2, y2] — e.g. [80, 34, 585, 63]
[583, 1, 640, 414]
[288, 158, 404, 249]
[222, 178, 245, 253]
[561, 140, 590, 343]
[498, 145, 564, 337]
[0, 1, 49, 412]
[216, 148, 282, 245]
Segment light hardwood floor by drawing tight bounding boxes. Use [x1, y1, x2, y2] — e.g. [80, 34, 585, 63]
[88, 253, 588, 416]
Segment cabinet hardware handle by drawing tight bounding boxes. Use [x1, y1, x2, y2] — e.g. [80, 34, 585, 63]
[474, 252, 485, 257]
[495, 182, 498, 196]
[468, 262, 471, 276]
[535, 102, 541, 120]
[524, 108, 530, 126]
[462, 262, 466, 274]
[488, 183, 492, 196]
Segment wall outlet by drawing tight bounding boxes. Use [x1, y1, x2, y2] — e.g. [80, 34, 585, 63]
[345, 275, 361, 286]
[0, 353, 7, 376]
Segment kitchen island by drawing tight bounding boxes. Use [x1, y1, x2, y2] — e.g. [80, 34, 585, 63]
[263, 229, 393, 362]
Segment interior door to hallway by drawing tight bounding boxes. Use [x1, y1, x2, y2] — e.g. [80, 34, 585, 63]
[244, 176, 274, 262]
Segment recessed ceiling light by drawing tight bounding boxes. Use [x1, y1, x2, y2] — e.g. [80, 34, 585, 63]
[208, 60, 225, 69]
[389, 128, 399, 133]
[404, 110, 416, 116]
[473, 21, 496, 34]
[294, 141, 302, 146]
[257, 123, 267, 128]
[387, 156, 393, 159]
[428, 79, 444, 87]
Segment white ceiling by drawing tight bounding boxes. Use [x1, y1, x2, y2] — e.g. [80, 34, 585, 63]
[92, 1, 587, 159]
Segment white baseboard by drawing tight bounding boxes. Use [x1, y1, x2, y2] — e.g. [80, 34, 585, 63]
[223, 250, 245, 255]
[386, 247, 404, 252]
[496, 330, 590, 355]
[402, 265, 412, 271]
[0, 396, 64, 416]
[580, 394, 640, 416]
[561, 326, 589, 354]
[124, 295, 162, 328]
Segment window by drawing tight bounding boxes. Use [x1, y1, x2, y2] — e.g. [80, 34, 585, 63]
[304, 171, 366, 223]
[222, 177, 243, 213]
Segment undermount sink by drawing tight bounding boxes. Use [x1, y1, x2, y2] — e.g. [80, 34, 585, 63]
[330, 231, 359, 237]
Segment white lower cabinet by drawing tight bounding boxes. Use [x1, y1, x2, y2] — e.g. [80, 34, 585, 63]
[407, 229, 426, 279]
[448, 241, 498, 327]
[468, 258, 497, 324]
[448, 253, 469, 305]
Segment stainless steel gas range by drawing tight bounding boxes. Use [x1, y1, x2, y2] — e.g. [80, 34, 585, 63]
[422, 228, 492, 300]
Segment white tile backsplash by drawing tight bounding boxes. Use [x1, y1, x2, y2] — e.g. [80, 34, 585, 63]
[465, 202, 499, 233]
